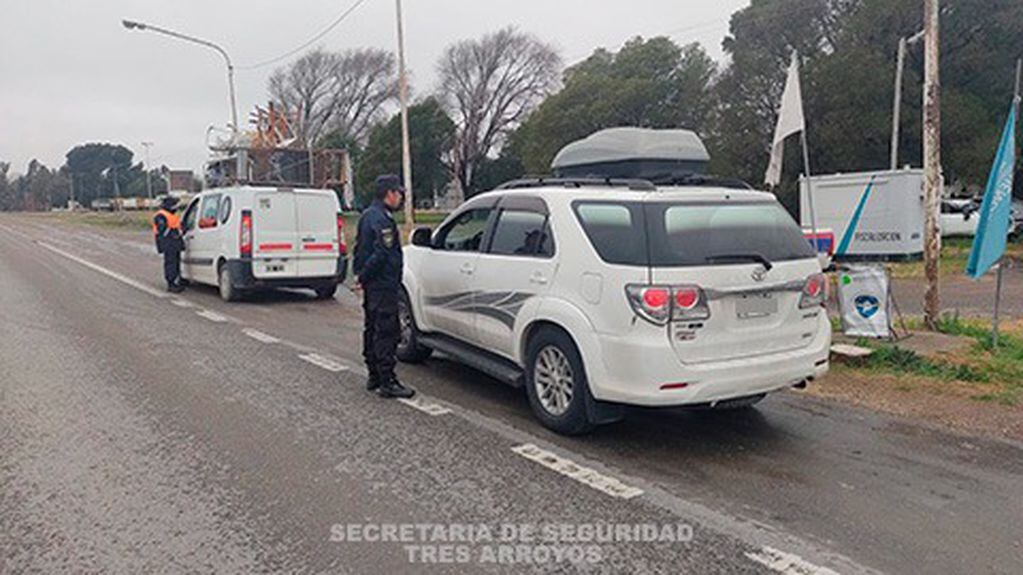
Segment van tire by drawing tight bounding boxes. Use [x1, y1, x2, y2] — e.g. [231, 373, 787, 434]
[397, 291, 432, 363]
[218, 265, 240, 302]
[525, 327, 595, 435]
[314, 285, 338, 300]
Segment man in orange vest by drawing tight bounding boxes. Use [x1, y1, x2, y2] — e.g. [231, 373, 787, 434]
[153, 196, 186, 293]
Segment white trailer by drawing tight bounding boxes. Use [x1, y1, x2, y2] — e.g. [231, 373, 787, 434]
[800, 169, 924, 259]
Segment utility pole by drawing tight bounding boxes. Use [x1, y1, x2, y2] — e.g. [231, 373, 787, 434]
[395, 0, 414, 235]
[891, 30, 925, 170]
[922, 0, 942, 330]
[141, 141, 154, 199]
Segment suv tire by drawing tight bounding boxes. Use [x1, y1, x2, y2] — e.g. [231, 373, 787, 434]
[218, 264, 241, 302]
[525, 327, 595, 435]
[397, 291, 432, 363]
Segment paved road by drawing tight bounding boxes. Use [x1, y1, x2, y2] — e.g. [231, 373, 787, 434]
[1, 214, 1021, 574]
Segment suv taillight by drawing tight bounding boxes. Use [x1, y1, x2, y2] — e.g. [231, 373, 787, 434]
[337, 213, 347, 255]
[799, 273, 827, 309]
[627, 284, 710, 326]
[240, 210, 253, 257]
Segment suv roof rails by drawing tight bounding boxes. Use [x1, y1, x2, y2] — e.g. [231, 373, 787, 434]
[496, 177, 657, 192]
[647, 173, 754, 190]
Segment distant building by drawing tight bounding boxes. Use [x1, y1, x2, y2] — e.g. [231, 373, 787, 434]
[167, 170, 195, 194]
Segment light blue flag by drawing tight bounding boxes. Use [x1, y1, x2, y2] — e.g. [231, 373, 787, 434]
[966, 101, 1017, 279]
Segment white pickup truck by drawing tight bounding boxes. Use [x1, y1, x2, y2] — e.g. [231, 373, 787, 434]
[179, 186, 347, 301]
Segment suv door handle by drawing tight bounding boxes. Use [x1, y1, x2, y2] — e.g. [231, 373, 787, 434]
[460, 263, 475, 275]
[529, 272, 548, 285]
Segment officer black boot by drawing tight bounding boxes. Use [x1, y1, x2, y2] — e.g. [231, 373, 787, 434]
[377, 379, 415, 399]
[365, 374, 381, 392]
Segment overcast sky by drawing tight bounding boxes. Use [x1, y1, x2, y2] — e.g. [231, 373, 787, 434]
[0, 0, 749, 174]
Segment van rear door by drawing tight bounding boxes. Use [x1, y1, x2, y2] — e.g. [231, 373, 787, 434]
[294, 190, 340, 278]
[252, 190, 299, 279]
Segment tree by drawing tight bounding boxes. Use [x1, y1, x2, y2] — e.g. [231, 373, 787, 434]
[269, 48, 397, 147]
[436, 27, 561, 192]
[64, 143, 138, 206]
[356, 98, 455, 208]
[509, 37, 717, 174]
[0, 162, 13, 211]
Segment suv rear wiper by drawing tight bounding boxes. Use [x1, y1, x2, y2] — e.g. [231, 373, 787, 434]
[705, 253, 774, 271]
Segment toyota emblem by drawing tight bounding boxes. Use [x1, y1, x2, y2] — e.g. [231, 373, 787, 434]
[751, 266, 768, 282]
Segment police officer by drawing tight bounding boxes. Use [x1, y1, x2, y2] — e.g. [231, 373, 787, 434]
[353, 175, 415, 399]
[153, 196, 186, 293]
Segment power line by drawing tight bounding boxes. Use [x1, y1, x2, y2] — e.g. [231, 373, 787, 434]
[238, 0, 371, 71]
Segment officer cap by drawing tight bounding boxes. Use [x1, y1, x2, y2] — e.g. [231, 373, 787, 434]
[160, 196, 179, 210]
[375, 175, 405, 198]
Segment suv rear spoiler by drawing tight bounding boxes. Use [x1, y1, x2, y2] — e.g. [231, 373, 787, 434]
[496, 178, 656, 192]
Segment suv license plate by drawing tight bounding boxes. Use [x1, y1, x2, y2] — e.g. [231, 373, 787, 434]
[736, 293, 777, 318]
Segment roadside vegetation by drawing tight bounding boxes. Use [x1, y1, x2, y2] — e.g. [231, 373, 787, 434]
[886, 237, 1023, 280]
[844, 314, 1023, 406]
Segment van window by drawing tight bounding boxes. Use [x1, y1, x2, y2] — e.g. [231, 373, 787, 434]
[488, 210, 553, 257]
[198, 194, 222, 229]
[648, 202, 814, 266]
[573, 202, 648, 265]
[436, 208, 493, 252]
[182, 199, 200, 232]
[219, 196, 232, 224]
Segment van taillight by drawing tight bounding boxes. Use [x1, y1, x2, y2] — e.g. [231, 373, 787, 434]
[627, 284, 710, 325]
[337, 213, 347, 255]
[240, 210, 253, 257]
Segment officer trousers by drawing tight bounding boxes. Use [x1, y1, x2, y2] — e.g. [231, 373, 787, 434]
[163, 248, 181, 288]
[362, 287, 400, 383]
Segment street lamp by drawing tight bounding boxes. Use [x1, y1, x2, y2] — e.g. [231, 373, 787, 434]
[141, 141, 154, 199]
[890, 30, 925, 170]
[122, 19, 239, 135]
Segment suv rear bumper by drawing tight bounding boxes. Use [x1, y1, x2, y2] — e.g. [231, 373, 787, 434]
[224, 257, 347, 290]
[586, 313, 831, 407]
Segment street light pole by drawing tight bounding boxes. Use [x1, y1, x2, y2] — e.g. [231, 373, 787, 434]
[395, 0, 414, 235]
[890, 30, 925, 171]
[122, 19, 239, 135]
[141, 141, 154, 199]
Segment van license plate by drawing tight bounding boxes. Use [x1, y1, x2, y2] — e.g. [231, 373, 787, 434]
[736, 293, 777, 318]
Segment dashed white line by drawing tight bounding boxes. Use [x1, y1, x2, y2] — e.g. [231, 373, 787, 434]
[38, 241, 168, 298]
[745, 547, 841, 575]
[242, 328, 281, 344]
[397, 396, 452, 416]
[196, 309, 229, 323]
[171, 298, 194, 309]
[511, 443, 644, 500]
[298, 353, 350, 372]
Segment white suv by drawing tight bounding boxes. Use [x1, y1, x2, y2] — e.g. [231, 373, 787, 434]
[399, 179, 831, 434]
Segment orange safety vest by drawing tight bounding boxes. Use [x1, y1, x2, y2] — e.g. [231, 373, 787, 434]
[152, 209, 182, 237]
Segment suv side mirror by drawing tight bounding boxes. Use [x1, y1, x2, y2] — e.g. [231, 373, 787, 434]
[411, 227, 434, 248]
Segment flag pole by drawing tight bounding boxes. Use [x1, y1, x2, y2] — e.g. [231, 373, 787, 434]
[995, 59, 1023, 347]
[800, 130, 820, 245]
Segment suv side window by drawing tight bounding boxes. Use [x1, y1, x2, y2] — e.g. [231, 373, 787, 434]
[436, 208, 493, 252]
[488, 210, 554, 258]
[198, 194, 222, 229]
[182, 198, 200, 233]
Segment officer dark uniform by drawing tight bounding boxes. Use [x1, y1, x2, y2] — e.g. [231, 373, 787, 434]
[153, 197, 185, 293]
[353, 175, 415, 399]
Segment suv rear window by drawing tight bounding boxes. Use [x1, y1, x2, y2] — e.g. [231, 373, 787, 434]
[573, 200, 813, 267]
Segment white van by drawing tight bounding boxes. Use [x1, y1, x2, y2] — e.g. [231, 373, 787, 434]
[179, 186, 347, 301]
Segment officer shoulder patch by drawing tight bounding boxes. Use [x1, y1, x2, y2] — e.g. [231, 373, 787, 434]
[381, 227, 395, 248]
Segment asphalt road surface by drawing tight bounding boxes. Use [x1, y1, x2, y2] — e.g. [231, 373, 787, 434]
[1, 213, 1021, 574]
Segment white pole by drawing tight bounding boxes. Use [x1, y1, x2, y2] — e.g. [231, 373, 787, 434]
[922, 0, 942, 330]
[142, 141, 154, 199]
[395, 0, 414, 234]
[891, 37, 908, 171]
[800, 132, 819, 247]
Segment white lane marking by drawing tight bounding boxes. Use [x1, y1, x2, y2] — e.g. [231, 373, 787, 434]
[171, 298, 194, 309]
[38, 242, 168, 298]
[397, 396, 452, 416]
[511, 443, 643, 500]
[242, 328, 281, 344]
[299, 353, 350, 372]
[196, 309, 229, 323]
[745, 547, 841, 575]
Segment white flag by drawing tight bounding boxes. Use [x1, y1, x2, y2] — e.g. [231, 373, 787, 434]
[764, 52, 806, 187]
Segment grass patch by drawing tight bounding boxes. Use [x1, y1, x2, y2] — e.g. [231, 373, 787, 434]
[887, 237, 1023, 279]
[868, 314, 1023, 405]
